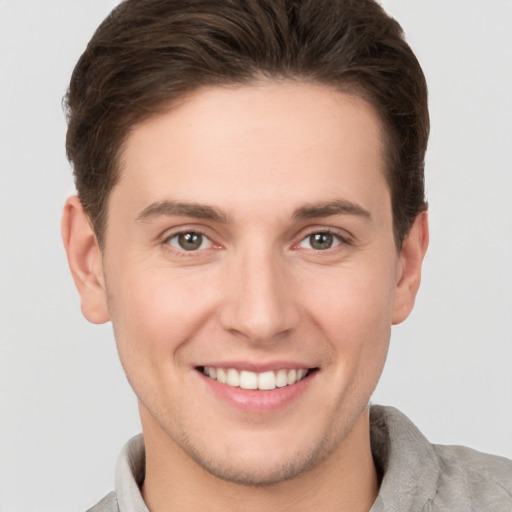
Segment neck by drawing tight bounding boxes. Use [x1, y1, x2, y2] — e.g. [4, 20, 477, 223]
[140, 406, 378, 512]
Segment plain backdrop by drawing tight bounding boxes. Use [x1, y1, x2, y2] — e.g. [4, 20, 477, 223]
[1, 1, 511, 511]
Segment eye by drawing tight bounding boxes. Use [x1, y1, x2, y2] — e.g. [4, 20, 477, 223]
[299, 231, 342, 251]
[167, 231, 212, 251]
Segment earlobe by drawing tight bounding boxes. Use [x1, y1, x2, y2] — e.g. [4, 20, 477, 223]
[392, 211, 429, 325]
[61, 196, 110, 324]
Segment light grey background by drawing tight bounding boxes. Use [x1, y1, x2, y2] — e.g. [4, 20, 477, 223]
[1, 1, 511, 511]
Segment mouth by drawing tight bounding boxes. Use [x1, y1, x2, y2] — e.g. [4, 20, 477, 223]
[197, 366, 317, 391]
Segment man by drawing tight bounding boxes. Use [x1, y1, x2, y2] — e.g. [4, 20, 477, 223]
[61, 0, 512, 510]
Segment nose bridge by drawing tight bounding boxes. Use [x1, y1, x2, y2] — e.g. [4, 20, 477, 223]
[219, 240, 299, 343]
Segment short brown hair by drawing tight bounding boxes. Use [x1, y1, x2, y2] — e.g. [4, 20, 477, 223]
[65, 0, 429, 248]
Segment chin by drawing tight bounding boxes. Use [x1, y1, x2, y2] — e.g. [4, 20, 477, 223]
[178, 426, 336, 487]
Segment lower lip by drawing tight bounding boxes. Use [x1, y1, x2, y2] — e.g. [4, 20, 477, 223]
[198, 370, 316, 413]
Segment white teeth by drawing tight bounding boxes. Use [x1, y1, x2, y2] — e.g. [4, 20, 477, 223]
[202, 366, 309, 390]
[226, 368, 240, 387]
[240, 370, 258, 390]
[257, 371, 276, 390]
[216, 368, 227, 384]
[275, 369, 288, 388]
[286, 369, 297, 385]
[297, 368, 307, 380]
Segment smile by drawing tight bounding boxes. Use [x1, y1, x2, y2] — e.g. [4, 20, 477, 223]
[200, 366, 312, 390]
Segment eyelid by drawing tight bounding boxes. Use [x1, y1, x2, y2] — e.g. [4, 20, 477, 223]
[300, 226, 350, 241]
[160, 223, 212, 242]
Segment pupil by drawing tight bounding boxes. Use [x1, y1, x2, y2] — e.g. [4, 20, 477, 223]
[179, 232, 202, 250]
[311, 232, 333, 250]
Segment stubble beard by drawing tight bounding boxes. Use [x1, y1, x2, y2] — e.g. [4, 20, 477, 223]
[160, 411, 355, 488]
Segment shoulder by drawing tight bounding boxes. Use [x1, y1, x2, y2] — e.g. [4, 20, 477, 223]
[432, 443, 512, 510]
[86, 491, 118, 512]
[369, 405, 512, 511]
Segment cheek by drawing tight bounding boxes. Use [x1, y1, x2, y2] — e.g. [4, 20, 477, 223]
[106, 270, 198, 410]
[310, 264, 395, 319]
[312, 273, 394, 416]
[107, 267, 217, 362]
[302, 264, 396, 363]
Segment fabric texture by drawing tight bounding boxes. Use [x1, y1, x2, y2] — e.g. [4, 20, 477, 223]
[86, 405, 512, 511]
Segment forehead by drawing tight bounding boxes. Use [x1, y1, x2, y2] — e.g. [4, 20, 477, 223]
[114, 80, 390, 222]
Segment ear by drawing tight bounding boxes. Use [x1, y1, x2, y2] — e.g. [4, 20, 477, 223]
[392, 211, 429, 325]
[61, 196, 110, 324]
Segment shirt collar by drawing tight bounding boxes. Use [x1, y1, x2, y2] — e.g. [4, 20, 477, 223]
[369, 405, 441, 511]
[115, 433, 149, 512]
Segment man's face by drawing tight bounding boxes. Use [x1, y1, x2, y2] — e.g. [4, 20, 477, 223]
[91, 81, 415, 484]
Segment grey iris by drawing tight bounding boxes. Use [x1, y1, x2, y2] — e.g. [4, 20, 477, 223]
[179, 232, 203, 250]
[310, 233, 333, 250]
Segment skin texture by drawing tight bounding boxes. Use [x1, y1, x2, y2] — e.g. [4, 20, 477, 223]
[62, 81, 428, 512]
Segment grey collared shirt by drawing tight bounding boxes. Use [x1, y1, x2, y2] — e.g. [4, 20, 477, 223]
[87, 406, 512, 511]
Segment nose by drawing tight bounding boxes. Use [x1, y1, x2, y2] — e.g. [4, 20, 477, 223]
[218, 246, 300, 344]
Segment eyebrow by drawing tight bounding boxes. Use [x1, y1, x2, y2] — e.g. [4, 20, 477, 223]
[136, 200, 229, 223]
[293, 199, 371, 220]
[135, 198, 370, 224]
